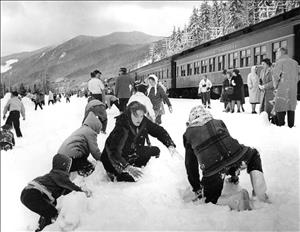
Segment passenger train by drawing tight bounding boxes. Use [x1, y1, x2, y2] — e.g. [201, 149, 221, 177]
[128, 7, 300, 99]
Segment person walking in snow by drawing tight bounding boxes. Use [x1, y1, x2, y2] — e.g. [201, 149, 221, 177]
[272, 47, 300, 128]
[48, 90, 54, 105]
[147, 74, 172, 124]
[259, 58, 274, 119]
[20, 154, 91, 232]
[101, 101, 179, 182]
[83, 99, 107, 134]
[183, 105, 270, 211]
[115, 67, 134, 113]
[230, 69, 244, 113]
[128, 83, 155, 122]
[57, 111, 102, 177]
[35, 92, 44, 110]
[2, 91, 25, 137]
[247, 66, 260, 114]
[88, 70, 106, 104]
[198, 74, 212, 108]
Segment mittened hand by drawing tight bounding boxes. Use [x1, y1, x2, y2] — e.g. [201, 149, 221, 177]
[169, 106, 173, 113]
[168, 146, 183, 160]
[124, 165, 143, 180]
[232, 80, 236, 86]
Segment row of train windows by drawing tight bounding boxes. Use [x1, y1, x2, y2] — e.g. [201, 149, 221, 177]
[139, 69, 170, 80]
[176, 40, 287, 77]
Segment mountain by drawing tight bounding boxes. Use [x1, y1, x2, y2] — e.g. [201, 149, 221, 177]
[1, 31, 163, 90]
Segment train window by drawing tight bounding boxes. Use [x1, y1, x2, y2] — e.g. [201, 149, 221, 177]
[176, 67, 179, 77]
[228, 53, 234, 69]
[194, 61, 200, 75]
[209, 58, 216, 72]
[218, 55, 225, 71]
[201, 60, 207, 73]
[240, 49, 251, 67]
[181, 65, 186, 76]
[167, 69, 169, 78]
[272, 40, 287, 62]
[254, 45, 266, 65]
[187, 63, 192, 76]
[233, 52, 238, 68]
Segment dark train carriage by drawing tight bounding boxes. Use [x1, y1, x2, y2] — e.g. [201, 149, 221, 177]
[173, 7, 300, 99]
[128, 57, 173, 89]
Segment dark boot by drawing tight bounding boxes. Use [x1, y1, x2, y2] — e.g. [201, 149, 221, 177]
[35, 216, 52, 232]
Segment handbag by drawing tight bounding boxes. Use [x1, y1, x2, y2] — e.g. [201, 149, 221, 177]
[225, 86, 234, 95]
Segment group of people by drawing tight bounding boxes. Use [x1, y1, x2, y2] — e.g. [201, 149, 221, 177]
[14, 65, 274, 231]
[220, 47, 299, 128]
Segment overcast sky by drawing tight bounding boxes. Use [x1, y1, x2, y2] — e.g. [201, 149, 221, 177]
[1, 1, 202, 57]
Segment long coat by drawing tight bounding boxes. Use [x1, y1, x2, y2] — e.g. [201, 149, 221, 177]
[115, 74, 134, 99]
[272, 54, 300, 112]
[259, 68, 274, 116]
[101, 113, 175, 174]
[231, 74, 243, 101]
[247, 70, 260, 104]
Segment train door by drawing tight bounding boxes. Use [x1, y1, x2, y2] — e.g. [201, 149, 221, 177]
[171, 60, 177, 89]
[295, 24, 300, 100]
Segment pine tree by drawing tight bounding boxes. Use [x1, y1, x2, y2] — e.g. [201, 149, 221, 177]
[211, 1, 221, 27]
[228, 0, 246, 32]
[199, 1, 212, 41]
[188, 7, 202, 46]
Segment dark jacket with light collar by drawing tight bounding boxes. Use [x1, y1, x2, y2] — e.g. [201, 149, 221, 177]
[184, 119, 250, 178]
[101, 113, 175, 174]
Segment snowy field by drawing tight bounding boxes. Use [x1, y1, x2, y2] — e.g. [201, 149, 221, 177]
[1, 93, 299, 232]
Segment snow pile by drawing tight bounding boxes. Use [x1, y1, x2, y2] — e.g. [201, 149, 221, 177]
[1, 96, 299, 231]
[1, 59, 18, 73]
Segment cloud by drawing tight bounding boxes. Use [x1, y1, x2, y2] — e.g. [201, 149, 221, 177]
[1, 1, 197, 56]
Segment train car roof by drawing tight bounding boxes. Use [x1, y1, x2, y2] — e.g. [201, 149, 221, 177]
[129, 7, 300, 72]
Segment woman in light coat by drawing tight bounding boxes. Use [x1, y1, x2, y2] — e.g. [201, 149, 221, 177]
[247, 66, 260, 114]
[259, 58, 274, 119]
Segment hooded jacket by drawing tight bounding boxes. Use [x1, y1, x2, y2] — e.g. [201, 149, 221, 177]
[83, 99, 107, 132]
[27, 154, 82, 202]
[101, 113, 175, 174]
[58, 112, 102, 161]
[247, 66, 260, 103]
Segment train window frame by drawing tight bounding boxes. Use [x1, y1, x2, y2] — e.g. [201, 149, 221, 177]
[209, 57, 216, 72]
[201, 60, 208, 73]
[228, 53, 234, 69]
[187, 63, 192, 76]
[254, 45, 267, 65]
[176, 66, 179, 77]
[240, 49, 251, 67]
[180, 65, 186, 77]
[194, 61, 200, 75]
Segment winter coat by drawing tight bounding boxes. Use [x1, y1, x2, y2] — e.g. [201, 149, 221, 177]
[247, 66, 260, 103]
[183, 119, 251, 177]
[230, 74, 243, 101]
[3, 96, 25, 118]
[101, 113, 175, 174]
[220, 78, 232, 102]
[25, 154, 82, 202]
[272, 54, 300, 112]
[259, 68, 274, 116]
[0, 128, 15, 150]
[115, 74, 134, 98]
[88, 78, 105, 94]
[198, 79, 212, 94]
[48, 91, 54, 101]
[128, 92, 156, 121]
[148, 85, 171, 111]
[57, 112, 102, 161]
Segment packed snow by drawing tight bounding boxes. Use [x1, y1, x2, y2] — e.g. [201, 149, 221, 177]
[1, 59, 18, 73]
[1, 93, 299, 232]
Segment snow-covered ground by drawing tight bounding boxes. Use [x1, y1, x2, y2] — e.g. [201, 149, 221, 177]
[1, 93, 299, 232]
[1, 59, 18, 73]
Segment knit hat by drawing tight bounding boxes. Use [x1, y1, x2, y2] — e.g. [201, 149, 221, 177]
[136, 83, 148, 95]
[119, 67, 127, 73]
[187, 105, 213, 127]
[52, 154, 72, 172]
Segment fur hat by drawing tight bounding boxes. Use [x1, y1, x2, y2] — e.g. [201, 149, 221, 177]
[52, 154, 72, 172]
[187, 105, 213, 127]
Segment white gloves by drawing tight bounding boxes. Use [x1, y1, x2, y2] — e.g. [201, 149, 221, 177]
[124, 165, 143, 181]
[168, 146, 182, 160]
[169, 106, 173, 113]
[232, 80, 236, 86]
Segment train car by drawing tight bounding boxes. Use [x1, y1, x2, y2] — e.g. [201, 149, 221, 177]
[128, 7, 300, 99]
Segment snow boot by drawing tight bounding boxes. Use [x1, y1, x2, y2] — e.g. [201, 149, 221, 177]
[227, 189, 252, 211]
[35, 217, 52, 232]
[250, 170, 270, 203]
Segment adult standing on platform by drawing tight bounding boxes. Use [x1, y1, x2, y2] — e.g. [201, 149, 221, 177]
[198, 74, 212, 108]
[2, 91, 25, 137]
[272, 47, 300, 128]
[88, 70, 106, 104]
[247, 66, 260, 114]
[115, 67, 134, 113]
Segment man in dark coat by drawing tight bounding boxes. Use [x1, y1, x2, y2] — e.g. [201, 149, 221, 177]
[101, 101, 179, 182]
[183, 105, 270, 210]
[115, 67, 134, 112]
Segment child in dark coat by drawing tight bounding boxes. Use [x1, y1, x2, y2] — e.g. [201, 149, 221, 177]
[0, 124, 15, 151]
[183, 105, 270, 211]
[20, 154, 91, 231]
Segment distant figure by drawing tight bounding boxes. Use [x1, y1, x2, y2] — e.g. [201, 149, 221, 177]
[65, 92, 71, 103]
[20, 154, 91, 232]
[272, 47, 300, 128]
[88, 70, 106, 104]
[231, 69, 243, 113]
[259, 58, 274, 119]
[48, 90, 54, 105]
[35, 93, 43, 110]
[0, 124, 15, 151]
[147, 74, 172, 124]
[183, 105, 270, 210]
[247, 66, 260, 114]
[2, 91, 25, 137]
[115, 67, 134, 112]
[198, 74, 212, 108]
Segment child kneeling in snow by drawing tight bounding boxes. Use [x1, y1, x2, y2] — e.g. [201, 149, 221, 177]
[20, 154, 91, 232]
[0, 124, 15, 151]
[183, 105, 269, 211]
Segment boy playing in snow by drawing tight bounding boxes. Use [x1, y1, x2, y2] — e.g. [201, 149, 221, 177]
[20, 154, 91, 232]
[183, 105, 270, 211]
[0, 124, 15, 151]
